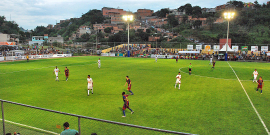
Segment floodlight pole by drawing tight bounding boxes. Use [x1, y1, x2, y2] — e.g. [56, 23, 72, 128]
[225, 20, 229, 61]
[127, 21, 130, 57]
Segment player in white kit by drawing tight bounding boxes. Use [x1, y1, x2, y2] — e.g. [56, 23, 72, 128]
[98, 58, 101, 68]
[155, 55, 157, 62]
[175, 72, 181, 89]
[253, 69, 259, 83]
[209, 57, 212, 65]
[87, 75, 93, 95]
[53, 66, 60, 81]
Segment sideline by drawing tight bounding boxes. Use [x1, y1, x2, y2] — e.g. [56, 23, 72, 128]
[0, 119, 59, 135]
[227, 62, 270, 135]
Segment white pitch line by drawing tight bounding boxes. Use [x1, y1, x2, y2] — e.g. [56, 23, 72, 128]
[179, 67, 270, 81]
[0, 119, 59, 135]
[227, 62, 270, 135]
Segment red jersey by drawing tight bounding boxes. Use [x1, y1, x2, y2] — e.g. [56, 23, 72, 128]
[65, 69, 69, 75]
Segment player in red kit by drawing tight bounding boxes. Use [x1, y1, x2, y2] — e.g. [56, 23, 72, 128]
[176, 56, 178, 63]
[124, 76, 134, 95]
[65, 67, 69, 81]
[122, 92, 134, 117]
[257, 76, 264, 94]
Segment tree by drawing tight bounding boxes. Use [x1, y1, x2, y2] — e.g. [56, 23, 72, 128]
[104, 27, 112, 33]
[254, 0, 261, 9]
[192, 20, 202, 29]
[206, 17, 216, 30]
[192, 6, 202, 17]
[167, 15, 179, 27]
[155, 9, 169, 17]
[184, 4, 193, 15]
[81, 9, 105, 25]
[182, 15, 188, 24]
[0, 16, 5, 26]
[231, 1, 244, 9]
[80, 33, 91, 42]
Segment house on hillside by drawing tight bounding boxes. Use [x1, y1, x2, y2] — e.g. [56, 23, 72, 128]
[29, 34, 63, 46]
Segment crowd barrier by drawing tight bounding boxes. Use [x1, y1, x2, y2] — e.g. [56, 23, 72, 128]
[0, 54, 72, 61]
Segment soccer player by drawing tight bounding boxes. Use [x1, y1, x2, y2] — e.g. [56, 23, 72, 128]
[87, 75, 93, 95]
[53, 66, 60, 81]
[176, 56, 178, 63]
[122, 92, 134, 117]
[65, 67, 69, 81]
[98, 58, 101, 69]
[155, 55, 158, 62]
[209, 57, 212, 65]
[253, 69, 259, 83]
[189, 63, 192, 75]
[26, 54, 29, 62]
[256, 76, 264, 94]
[211, 61, 216, 69]
[175, 72, 181, 89]
[124, 76, 134, 95]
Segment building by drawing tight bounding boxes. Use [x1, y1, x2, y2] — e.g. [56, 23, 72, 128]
[0, 33, 17, 46]
[29, 34, 63, 45]
[0, 33, 11, 42]
[136, 9, 154, 19]
[102, 7, 127, 17]
[169, 9, 185, 16]
[78, 26, 92, 37]
[202, 8, 216, 14]
[216, 4, 226, 11]
[48, 35, 64, 44]
[47, 24, 54, 29]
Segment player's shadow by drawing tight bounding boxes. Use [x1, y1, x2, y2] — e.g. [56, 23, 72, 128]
[119, 107, 123, 111]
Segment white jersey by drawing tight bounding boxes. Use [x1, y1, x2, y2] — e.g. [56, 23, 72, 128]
[176, 75, 181, 81]
[253, 71, 258, 76]
[87, 78, 93, 89]
[176, 74, 181, 83]
[54, 68, 59, 75]
[98, 60, 101, 65]
[87, 78, 93, 85]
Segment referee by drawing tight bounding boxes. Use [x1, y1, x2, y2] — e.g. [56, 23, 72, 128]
[189, 63, 192, 75]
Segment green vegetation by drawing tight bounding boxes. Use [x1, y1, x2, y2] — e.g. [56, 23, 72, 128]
[1, 57, 270, 134]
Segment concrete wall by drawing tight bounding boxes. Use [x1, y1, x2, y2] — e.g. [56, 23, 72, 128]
[0, 34, 10, 42]
[48, 37, 64, 43]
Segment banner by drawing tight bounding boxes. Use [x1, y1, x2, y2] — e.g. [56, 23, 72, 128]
[261, 46, 268, 52]
[232, 46, 238, 51]
[213, 45, 220, 51]
[204, 45, 211, 51]
[196, 45, 202, 50]
[251, 46, 258, 52]
[241, 46, 248, 51]
[187, 45, 193, 51]
[0, 42, 16, 45]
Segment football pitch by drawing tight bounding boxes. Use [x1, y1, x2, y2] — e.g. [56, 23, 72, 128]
[0, 56, 270, 135]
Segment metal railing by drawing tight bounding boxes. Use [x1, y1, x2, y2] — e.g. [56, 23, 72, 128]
[0, 99, 195, 135]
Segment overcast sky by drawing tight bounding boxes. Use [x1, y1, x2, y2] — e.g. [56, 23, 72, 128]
[0, 0, 268, 30]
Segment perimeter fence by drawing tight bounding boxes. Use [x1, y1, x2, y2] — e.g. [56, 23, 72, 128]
[0, 99, 194, 135]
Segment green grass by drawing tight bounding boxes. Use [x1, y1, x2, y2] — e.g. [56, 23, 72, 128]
[0, 57, 270, 135]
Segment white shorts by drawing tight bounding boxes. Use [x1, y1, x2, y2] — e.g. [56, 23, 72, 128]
[55, 73, 58, 76]
[88, 84, 93, 89]
[254, 75, 257, 79]
[176, 80, 181, 84]
[98, 64, 101, 66]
